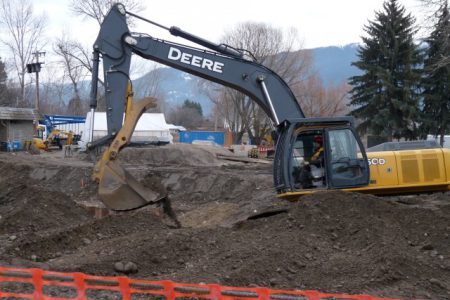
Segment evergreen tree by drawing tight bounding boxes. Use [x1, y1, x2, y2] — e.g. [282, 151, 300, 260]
[420, 3, 450, 146]
[349, 0, 422, 140]
[182, 99, 203, 117]
[0, 57, 9, 106]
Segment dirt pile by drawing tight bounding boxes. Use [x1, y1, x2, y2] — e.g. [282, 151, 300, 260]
[0, 146, 449, 299]
[119, 143, 235, 167]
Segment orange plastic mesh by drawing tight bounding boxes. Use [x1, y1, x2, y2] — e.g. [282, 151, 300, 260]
[0, 266, 401, 300]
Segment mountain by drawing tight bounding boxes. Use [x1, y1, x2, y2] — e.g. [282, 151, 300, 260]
[311, 43, 361, 86]
[131, 44, 361, 115]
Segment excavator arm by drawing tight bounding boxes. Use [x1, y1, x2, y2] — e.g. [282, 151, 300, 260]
[90, 3, 304, 141]
[89, 4, 371, 211]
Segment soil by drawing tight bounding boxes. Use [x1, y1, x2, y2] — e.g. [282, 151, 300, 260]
[0, 143, 449, 299]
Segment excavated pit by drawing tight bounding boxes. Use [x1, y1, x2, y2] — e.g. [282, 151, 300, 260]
[0, 143, 449, 299]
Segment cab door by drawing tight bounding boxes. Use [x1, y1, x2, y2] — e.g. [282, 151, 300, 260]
[324, 127, 370, 188]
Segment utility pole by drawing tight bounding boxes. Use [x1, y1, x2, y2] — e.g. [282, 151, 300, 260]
[26, 51, 45, 131]
[27, 51, 45, 111]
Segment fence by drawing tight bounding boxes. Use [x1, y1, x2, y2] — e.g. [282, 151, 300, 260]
[0, 267, 403, 300]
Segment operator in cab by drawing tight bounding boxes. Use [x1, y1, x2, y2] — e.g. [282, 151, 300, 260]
[310, 135, 324, 167]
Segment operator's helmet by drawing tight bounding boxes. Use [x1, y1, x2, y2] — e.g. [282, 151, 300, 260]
[314, 135, 323, 145]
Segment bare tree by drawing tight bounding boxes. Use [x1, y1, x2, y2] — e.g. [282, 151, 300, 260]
[295, 75, 350, 117]
[416, 0, 450, 68]
[53, 33, 93, 115]
[69, 0, 144, 25]
[211, 22, 314, 144]
[0, 0, 46, 107]
[37, 64, 73, 114]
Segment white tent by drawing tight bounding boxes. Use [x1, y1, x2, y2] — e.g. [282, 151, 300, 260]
[79, 112, 173, 150]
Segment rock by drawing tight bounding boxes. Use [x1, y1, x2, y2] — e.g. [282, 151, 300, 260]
[82, 238, 92, 245]
[31, 255, 37, 261]
[304, 253, 313, 260]
[124, 261, 138, 274]
[269, 278, 278, 286]
[286, 267, 297, 274]
[114, 261, 138, 274]
[9, 235, 17, 241]
[429, 278, 446, 289]
[114, 261, 125, 273]
[421, 244, 434, 251]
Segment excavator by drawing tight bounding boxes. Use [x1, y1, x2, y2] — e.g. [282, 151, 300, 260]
[33, 125, 74, 151]
[88, 3, 450, 211]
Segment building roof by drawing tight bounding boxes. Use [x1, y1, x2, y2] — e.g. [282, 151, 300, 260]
[0, 107, 41, 121]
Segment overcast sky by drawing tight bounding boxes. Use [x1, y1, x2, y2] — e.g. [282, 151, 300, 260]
[0, 0, 427, 81]
[32, 0, 424, 51]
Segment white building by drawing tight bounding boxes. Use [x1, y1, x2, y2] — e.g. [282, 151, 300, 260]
[79, 112, 173, 150]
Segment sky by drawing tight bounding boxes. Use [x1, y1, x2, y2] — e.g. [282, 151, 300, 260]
[0, 0, 427, 81]
[32, 0, 425, 51]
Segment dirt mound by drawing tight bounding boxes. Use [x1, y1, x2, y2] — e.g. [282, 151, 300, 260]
[0, 181, 90, 236]
[119, 144, 236, 166]
[218, 191, 450, 299]
[0, 147, 449, 299]
[23, 191, 448, 299]
[7, 207, 174, 263]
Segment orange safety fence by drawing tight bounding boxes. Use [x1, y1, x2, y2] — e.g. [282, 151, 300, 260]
[0, 266, 402, 300]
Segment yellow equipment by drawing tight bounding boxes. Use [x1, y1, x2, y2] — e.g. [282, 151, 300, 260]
[33, 125, 74, 151]
[281, 127, 450, 200]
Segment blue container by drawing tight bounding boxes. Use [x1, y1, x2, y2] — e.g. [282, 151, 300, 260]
[0, 141, 13, 152]
[179, 131, 225, 146]
[13, 141, 21, 151]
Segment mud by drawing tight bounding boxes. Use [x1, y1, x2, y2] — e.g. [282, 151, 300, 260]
[0, 144, 449, 299]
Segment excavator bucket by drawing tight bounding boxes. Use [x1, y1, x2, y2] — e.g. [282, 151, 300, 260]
[92, 94, 176, 215]
[98, 159, 166, 211]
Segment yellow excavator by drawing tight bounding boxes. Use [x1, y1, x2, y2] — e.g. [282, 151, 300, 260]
[33, 125, 74, 151]
[87, 4, 450, 211]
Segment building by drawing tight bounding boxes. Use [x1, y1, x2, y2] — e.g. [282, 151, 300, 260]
[0, 107, 40, 151]
[78, 112, 173, 151]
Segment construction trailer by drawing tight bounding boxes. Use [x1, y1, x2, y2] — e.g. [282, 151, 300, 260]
[0, 107, 40, 151]
[78, 112, 173, 151]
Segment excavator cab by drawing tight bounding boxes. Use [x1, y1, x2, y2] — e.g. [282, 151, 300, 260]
[274, 118, 370, 196]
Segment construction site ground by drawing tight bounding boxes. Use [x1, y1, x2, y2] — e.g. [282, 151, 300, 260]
[0, 143, 449, 299]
